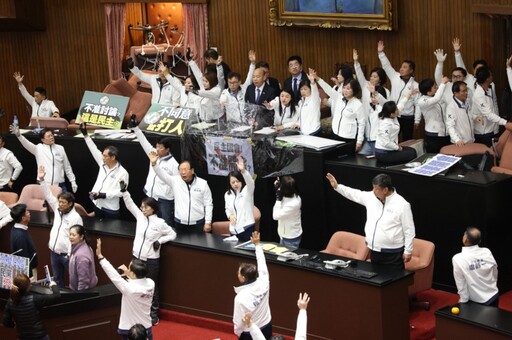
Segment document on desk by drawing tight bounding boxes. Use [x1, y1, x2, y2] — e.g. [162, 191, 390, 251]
[276, 135, 345, 150]
[231, 125, 252, 133]
[408, 154, 460, 177]
[191, 122, 216, 130]
[253, 127, 276, 135]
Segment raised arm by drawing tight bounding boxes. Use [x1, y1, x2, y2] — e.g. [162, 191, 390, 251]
[434, 49, 447, 85]
[377, 40, 399, 79]
[38, 166, 58, 211]
[13, 72, 35, 105]
[241, 50, 257, 91]
[353, 49, 368, 89]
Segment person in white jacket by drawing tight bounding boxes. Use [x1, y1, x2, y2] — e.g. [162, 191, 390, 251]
[224, 157, 255, 242]
[377, 40, 420, 142]
[127, 59, 180, 106]
[80, 123, 129, 219]
[417, 76, 451, 153]
[150, 152, 213, 233]
[120, 182, 176, 326]
[326, 172, 415, 271]
[244, 292, 310, 340]
[0, 200, 12, 229]
[96, 239, 155, 340]
[264, 88, 299, 131]
[273, 175, 302, 248]
[132, 125, 179, 226]
[188, 56, 223, 122]
[13, 72, 60, 118]
[0, 134, 23, 191]
[452, 227, 499, 306]
[446, 81, 478, 146]
[233, 231, 272, 339]
[38, 165, 83, 287]
[10, 125, 77, 192]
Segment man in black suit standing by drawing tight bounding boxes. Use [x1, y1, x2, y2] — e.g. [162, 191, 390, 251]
[256, 61, 281, 95]
[284, 55, 308, 99]
[245, 66, 278, 128]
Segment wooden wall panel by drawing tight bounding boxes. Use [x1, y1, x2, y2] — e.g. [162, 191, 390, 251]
[0, 0, 508, 134]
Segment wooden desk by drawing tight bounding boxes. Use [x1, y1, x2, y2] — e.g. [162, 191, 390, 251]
[1, 212, 413, 340]
[324, 155, 512, 292]
[436, 304, 512, 340]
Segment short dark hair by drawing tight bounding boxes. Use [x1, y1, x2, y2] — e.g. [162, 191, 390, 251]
[204, 48, 219, 60]
[141, 197, 159, 215]
[104, 146, 119, 159]
[34, 87, 47, 97]
[10, 204, 27, 223]
[347, 79, 362, 99]
[58, 191, 75, 204]
[130, 259, 148, 279]
[39, 128, 53, 140]
[403, 59, 416, 72]
[287, 55, 302, 65]
[475, 66, 491, 84]
[337, 65, 354, 83]
[70, 225, 90, 245]
[419, 78, 435, 96]
[378, 101, 397, 119]
[180, 160, 193, 170]
[239, 263, 258, 281]
[128, 324, 147, 340]
[278, 175, 299, 198]
[255, 61, 270, 69]
[451, 67, 467, 78]
[472, 59, 488, 70]
[372, 173, 393, 191]
[227, 72, 242, 81]
[465, 226, 481, 246]
[452, 81, 467, 94]
[156, 137, 172, 151]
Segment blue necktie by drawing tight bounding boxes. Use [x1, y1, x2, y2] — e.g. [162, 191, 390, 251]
[256, 88, 261, 103]
[293, 78, 298, 94]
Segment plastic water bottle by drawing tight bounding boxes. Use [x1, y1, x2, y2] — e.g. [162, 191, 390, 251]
[13, 115, 18, 127]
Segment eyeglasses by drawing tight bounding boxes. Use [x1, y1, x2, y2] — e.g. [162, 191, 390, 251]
[451, 74, 464, 79]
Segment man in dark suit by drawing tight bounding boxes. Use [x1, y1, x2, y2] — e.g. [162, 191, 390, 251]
[283, 55, 308, 99]
[245, 67, 277, 128]
[204, 48, 231, 89]
[256, 61, 281, 95]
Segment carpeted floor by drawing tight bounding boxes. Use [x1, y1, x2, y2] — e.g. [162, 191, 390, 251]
[153, 289, 512, 340]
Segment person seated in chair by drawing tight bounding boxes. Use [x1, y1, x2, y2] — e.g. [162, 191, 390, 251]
[452, 226, 499, 307]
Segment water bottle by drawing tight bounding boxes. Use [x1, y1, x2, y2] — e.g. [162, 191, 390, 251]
[13, 115, 18, 127]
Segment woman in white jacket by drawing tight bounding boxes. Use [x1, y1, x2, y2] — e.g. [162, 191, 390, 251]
[120, 182, 176, 326]
[224, 157, 255, 242]
[272, 175, 302, 248]
[189, 59, 223, 122]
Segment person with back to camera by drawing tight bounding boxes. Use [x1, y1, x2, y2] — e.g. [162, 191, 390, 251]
[120, 179, 176, 325]
[272, 175, 302, 248]
[13, 71, 60, 118]
[9, 125, 77, 193]
[128, 324, 148, 340]
[96, 238, 155, 340]
[224, 156, 256, 242]
[0, 134, 23, 192]
[374, 91, 418, 165]
[68, 225, 98, 292]
[10, 204, 38, 280]
[38, 165, 83, 288]
[243, 292, 310, 340]
[326, 172, 415, 271]
[452, 226, 499, 306]
[2, 274, 60, 340]
[233, 231, 272, 339]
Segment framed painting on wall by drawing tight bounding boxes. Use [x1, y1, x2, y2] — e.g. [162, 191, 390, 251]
[269, 0, 397, 30]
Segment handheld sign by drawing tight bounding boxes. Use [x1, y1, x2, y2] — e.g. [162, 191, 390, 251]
[138, 103, 193, 136]
[76, 91, 129, 129]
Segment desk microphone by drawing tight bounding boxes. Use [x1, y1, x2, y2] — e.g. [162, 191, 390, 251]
[11, 249, 23, 255]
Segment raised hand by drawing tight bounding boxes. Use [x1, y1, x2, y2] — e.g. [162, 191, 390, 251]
[353, 49, 359, 62]
[13, 72, 24, 84]
[251, 231, 260, 245]
[326, 173, 338, 189]
[236, 156, 245, 172]
[9, 124, 20, 137]
[38, 166, 46, 181]
[308, 68, 317, 82]
[377, 40, 385, 53]
[452, 37, 461, 52]
[248, 50, 256, 64]
[96, 238, 103, 258]
[441, 75, 450, 84]
[149, 150, 158, 165]
[297, 292, 310, 310]
[434, 49, 447, 62]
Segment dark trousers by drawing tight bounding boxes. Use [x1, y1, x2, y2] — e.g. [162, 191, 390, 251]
[236, 225, 255, 242]
[51, 251, 69, 288]
[398, 116, 414, 142]
[174, 221, 204, 233]
[158, 198, 174, 227]
[371, 250, 404, 271]
[94, 206, 120, 220]
[146, 258, 160, 322]
[375, 147, 417, 166]
[239, 321, 272, 339]
[424, 134, 451, 154]
[474, 132, 496, 147]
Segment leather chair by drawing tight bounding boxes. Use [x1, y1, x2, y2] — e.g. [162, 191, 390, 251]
[29, 117, 69, 129]
[212, 206, 261, 236]
[320, 231, 369, 261]
[440, 142, 495, 171]
[17, 184, 62, 211]
[74, 202, 95, 218]
[0, 192, 19, 207]
[405, 238, 435, 310]
[491, 130, 512, 175]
